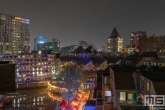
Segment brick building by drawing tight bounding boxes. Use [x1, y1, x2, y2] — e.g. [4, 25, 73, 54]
[138, 35, 165, 53]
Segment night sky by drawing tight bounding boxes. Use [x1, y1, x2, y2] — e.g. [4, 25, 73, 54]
[0, 0, 165, 50]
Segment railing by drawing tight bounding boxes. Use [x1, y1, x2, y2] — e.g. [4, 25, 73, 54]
[118, 99, 143, 105]
[116, 97, 121, 110]
[116, 101, 121, 110]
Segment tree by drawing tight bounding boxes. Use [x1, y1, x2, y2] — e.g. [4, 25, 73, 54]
[55, 63, 86, 110]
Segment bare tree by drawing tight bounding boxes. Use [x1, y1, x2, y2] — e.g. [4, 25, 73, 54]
[55, 63, 86, 110]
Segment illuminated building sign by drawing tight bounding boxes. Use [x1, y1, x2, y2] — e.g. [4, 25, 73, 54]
[15, 17, 30, 24]
[15, 17, 22, 20]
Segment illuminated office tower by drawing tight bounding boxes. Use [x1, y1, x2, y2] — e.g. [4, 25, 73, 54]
[0, 13, 30, 54]
[34, 36, 47, 50]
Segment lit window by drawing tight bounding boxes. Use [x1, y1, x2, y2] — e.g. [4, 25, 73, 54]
[128, 93, 132, 99]
[120, 92, 126, 100]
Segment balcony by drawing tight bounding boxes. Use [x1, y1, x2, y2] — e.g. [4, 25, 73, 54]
[118, 99, 143, 106]
[103, 96, 112, 104]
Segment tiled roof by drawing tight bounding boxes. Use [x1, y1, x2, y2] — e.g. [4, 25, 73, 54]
[114, 71, 136, 90]
[111, 67, 137, 90]
[153, 82, 165, 95]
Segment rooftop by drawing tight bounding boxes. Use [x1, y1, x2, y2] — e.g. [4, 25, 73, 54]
[111, 66, 143, 90]
[85, 46, 97, 54]
[141, 70, 165, 82]
[114, 71, 136, 90]
[108, 27, 120, 38]
[111, 66, 143, 72]
[153, 82, 165, 95]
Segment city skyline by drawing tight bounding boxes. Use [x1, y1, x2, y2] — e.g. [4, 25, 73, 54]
[0, 0, 165, 50]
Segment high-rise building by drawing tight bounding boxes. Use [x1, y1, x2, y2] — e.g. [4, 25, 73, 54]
[0, 13, 30, 54]
[130, 31, 147, 45]
[34, 36, 47, 50]
[107, 27, 123, 52]
[43, 39, 62, 52]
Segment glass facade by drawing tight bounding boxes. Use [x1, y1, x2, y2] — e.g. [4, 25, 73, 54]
[34, 36, 47, 50]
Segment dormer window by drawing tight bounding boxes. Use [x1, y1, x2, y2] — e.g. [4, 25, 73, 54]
[147, 81, 150, 91]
